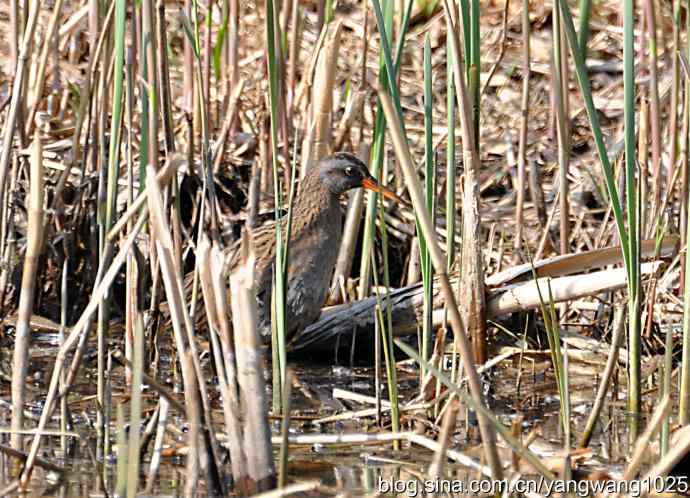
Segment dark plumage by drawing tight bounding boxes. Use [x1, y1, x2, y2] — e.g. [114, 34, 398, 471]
[225, 152, 399, 340]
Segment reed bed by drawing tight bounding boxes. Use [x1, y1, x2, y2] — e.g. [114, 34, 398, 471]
[0, 0, 690, 495]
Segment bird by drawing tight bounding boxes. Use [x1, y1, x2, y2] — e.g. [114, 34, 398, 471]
[223, 151, 400, 341]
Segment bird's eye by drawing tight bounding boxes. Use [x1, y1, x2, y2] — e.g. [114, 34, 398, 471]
[345, 167, 354, 176]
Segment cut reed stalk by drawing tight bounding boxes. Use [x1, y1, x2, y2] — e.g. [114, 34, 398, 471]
[10, 135, 44, 451]
[231, 232, 276, 492]
[198, 236, 247, 491]
[443, 0, 488, 365]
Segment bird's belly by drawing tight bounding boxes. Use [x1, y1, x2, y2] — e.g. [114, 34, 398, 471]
[284, 229, 340, 336]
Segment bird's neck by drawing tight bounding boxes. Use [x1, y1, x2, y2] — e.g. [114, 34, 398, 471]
[291, 169, 341, 224]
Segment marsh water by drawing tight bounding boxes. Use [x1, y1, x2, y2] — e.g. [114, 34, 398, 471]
[0, 327, 647, 497]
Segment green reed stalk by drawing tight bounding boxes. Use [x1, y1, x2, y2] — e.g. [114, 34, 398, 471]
[623, 0, 641, 439]
[139, 42, 151, 188]
[681, 0, 690, 426]
[370, 240, 400, 444]
[470, 0, 480, 147]
[106, 0, 125, 230]
[557, 1, 643, 436]
[97, 0, 126, 462]
[358, 0, 413, 299]
[557, 0, 628, 255]
[552, 1, 570, 256]
[530, 253, 570, 442]
[680, 188, 690, 423]
[357, 0, 393, 299]
[278, 369, 293, 487]
[213, 0, 230, 82]
[578, 0, 591, 56]
[265, 0, 288, 408]
[446, 40, 457, 272]
[457, 0, 469, 76]
[325, 0, 334, 24]
[376, 176, 400, 442]
[419, 34, 434, 382]
[446, 30, 459, 382]
[273, 141, 298, 412]
[548, 284, 570, 444]
[644, 0, 662, 234]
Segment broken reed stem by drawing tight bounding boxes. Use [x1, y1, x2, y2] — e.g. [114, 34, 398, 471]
[10, 135, 44, 451]
[302, 21, 342, 174]
[443, 0, 488, 365]
[379, 90, 503, 480]
[231, 232, 276, 492]
[145, 162, 225, 493]
[198, 235, 247, 492]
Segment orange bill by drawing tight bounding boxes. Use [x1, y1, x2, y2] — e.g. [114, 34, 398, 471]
[361, 176, 403, 203]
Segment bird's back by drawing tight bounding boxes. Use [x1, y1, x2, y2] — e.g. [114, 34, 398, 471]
[225, 177, 343, 340]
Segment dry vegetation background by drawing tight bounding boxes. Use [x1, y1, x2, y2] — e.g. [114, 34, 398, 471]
[0, 0, 689, 495]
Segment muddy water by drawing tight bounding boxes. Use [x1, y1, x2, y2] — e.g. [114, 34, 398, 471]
[0, 332, 638, 497]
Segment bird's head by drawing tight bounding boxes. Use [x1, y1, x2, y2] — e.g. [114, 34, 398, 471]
[318, 152, 401, 201]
